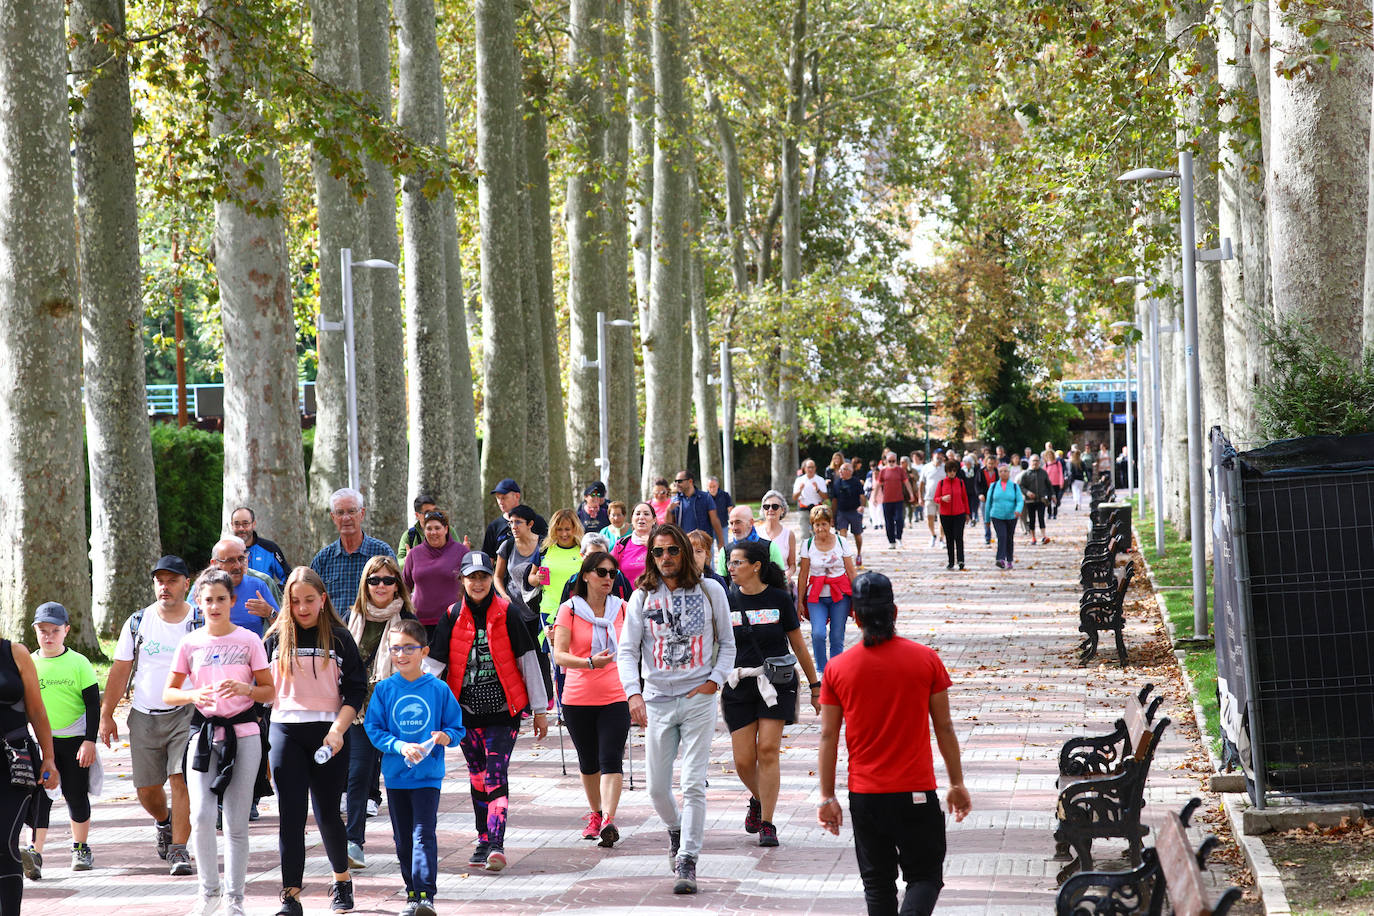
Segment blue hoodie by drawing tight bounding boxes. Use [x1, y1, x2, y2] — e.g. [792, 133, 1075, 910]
[364, 672, 465, 790]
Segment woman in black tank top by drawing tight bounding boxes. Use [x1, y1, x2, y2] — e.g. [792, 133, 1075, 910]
[0, 637, 58, 916]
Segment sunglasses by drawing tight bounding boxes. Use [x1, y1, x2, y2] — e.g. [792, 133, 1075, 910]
[367, 575, 399, 586]
[650, 545, 682, 558]
[387, 644, 424, 656]
[589, 567, 616, 579]
[763, 504, 785, 512]
[674, 478, 691, 484]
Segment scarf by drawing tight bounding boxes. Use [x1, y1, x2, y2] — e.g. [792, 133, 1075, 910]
[348, 597, 405, 684]
[569, 595, 623, 654]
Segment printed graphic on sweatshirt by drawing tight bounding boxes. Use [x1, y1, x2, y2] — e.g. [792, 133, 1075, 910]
[187, 643, 256, 669]
[644, 592, 706, 670]
[391, 693, 433, 739]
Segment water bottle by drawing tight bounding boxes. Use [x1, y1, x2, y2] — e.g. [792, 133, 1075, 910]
[314, 744, 334, 764]
[405, 735, 438, 768]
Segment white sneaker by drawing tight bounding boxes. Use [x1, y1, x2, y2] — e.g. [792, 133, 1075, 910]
[185, 893, 223, 916]
[224, 896, 247, 916]
[366, 799, 379, 817]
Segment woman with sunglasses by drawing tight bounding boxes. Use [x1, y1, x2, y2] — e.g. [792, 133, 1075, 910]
[550, 552, 629, 848]
[402, 510, 468, 644]
[342, 556, 417, 870]
[723, 540, 820, 848]
[754, 490, 797, 586]
[610, 502, 656, 586]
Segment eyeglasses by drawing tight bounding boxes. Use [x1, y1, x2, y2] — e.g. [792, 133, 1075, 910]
[726, 559, 750, 568]
[367, 575, 399, 587]
[650, 545, 682, 558]
[763, 504, 784, 512]
[332, 507, 361, 517]
[387, 644, 424, 656]
[213, 555, 246, 566]
[589, 567, 616, 579]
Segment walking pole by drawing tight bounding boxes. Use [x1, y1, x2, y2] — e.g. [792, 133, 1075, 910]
[551, 666, 568, 777]
[626, 726, 635, 790]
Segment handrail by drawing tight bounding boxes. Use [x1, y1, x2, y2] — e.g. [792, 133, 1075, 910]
[145, 382, 314, 417]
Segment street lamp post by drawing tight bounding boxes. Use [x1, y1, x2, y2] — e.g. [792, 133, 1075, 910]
[320, 248, 398, 492]
[580, 311, 635, 483]
[1119, 152, 1233, 639]
[920, 376, 934, 455]
[709, 343, 748, 497]
[1109, 320, 1136, 498]
[1115, 276, 1174, 559]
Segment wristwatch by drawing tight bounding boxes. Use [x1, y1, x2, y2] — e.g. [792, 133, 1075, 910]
[808, 681, 821, 691]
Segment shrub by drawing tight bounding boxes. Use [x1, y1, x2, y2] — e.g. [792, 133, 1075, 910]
[149, 423, 224, 571]
[1255, 320, 1374, 439]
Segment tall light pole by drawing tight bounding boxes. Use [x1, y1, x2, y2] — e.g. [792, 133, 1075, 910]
[709, 343, 748, 497]
[1115, 276, 1174, 559]
[1119, 153, 1233, 639]
[1109, 320, 1137, 498]
[580, 311, 635, 483]
[320, 248, 397, 492]
[920, 376, 934, 455]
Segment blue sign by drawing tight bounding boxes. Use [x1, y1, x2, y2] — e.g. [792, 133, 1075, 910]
[1111, 413, 1129, 424]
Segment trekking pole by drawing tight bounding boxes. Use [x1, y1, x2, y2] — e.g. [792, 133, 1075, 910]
[551, 667, 568, 776]
[626, 726, 635, 790]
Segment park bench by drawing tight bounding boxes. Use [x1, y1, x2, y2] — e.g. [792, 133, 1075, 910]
[1078, 561, 1136, 665]
[1055, 798, 1243, 915]
[1058, 684, 1162, 783]
[1053, 700, 1170, 882]
[1081, 531, 1130, 588]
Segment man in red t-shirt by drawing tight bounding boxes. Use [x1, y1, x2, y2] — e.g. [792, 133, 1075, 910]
[818, 572, 971, 916]
[874, 453, 911, 549]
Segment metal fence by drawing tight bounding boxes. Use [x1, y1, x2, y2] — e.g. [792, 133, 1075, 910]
[1212, 428, 1374, 806]
[145, 382, 314, 418]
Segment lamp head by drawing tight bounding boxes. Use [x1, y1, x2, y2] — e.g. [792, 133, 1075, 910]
[1117, 167, 1180, 182]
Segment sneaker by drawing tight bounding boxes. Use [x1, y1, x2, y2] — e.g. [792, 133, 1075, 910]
[20, 845, 41, 880]
[485, 846, 507, 872]
[667, 828, 681, 873]
[1028, 537, 1037, 545]
[168, 844, 193, 876]
[156, 818, 174, 860]
[946, 563, 954, 570]
[758, 821, 779, 847]
[673, 855, 698, 894]
[249, 802, 260, 822]
[186, 893, 223, 916]
[930, 536, 938, 548]
[581, 810, 603, 840]
[854, 554, 863, 567]
[329, 879, 355, 913]
[467, 842, 491, 867]
[996, 559, 1006, 569]
[413, 894, 436, 916]
[225, 896, 247, 916]
[598, 816, 619, 848]
[399, 893, 419, 916]
[367, 799, 379, 818]
[347, 841, 367, 869]
[1040, 536, 1051, 544]
[72, 843, 94, 870]
[275, 889, 303, 916]
[959, 563, 965, 570]
[1006, 561, 1015, 570]
[744, 797, 762, 834]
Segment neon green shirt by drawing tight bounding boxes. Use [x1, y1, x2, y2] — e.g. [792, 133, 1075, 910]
[34, 648, 98, 733]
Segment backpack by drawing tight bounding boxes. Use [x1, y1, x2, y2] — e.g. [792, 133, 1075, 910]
[124, 604, 206, 700]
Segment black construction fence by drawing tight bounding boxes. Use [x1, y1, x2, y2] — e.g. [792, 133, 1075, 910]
[1211, 428, 1374, 806]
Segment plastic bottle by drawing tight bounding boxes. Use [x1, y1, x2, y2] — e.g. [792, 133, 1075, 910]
[405, 735, 438, 768]
[314, 745, 334, 764]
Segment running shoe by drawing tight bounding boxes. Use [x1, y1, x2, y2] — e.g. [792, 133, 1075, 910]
[186, 893, 223, 916]
[224, 896, 247, 916]
[156, 818, 173, 860]
[20, 845, 40, 880]
[598, 816, 619, 848]
[367, 799, 380, 818]
[484, 846, 507, 872]
[581, 810, 603, 840]
[744, 796, 762, 834]
[275, 889, 303, 916]
[329, 879, 355, 913]
[399, 893, 419, 916]
[468, 842, 491, 867]
[168, 844, 193, 876]
[72, 843, 93, 871]
[413, 894, 436, 916]
[347, 841, 366, 869]
[758, 821, 779, 847]
[673, 855, 698, 894]
[667, 828, 681, 873]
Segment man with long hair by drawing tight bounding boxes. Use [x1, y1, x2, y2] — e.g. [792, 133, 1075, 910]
[616, 524, 735, 896]
[818, 572, 971, 916]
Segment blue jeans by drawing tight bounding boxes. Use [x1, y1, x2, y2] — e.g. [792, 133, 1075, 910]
[808, 594, 851, 673]
[386, 786, 440, 899]
[345, 721, 379, 846]
[992, 517, 1017, 565]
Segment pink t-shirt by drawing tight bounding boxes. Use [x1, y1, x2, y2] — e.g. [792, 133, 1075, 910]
[612, 537, 649, 586]
[172, 626, 268, 738]
[649, 499, 672, 524]
[554, 599, 628, 706]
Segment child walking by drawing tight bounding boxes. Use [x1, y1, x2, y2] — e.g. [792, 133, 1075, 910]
[26, 602, 100, 877]
[164, 569, 274, 916]
[365, 619, 464, 916]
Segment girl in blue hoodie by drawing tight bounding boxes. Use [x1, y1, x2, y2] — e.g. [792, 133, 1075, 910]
[364, 620, 464, 916]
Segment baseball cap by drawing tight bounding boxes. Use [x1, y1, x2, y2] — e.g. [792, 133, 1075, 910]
[851, 571, 895, 611]
[461, 551, 496, 577]
[33, 602, 69, 626]
[491, 478, 521, 495]
[584, 481, 607, 498]
[151, 555, 191, 578]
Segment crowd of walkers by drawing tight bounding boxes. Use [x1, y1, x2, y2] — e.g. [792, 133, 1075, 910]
[0, 438, 1107, 916]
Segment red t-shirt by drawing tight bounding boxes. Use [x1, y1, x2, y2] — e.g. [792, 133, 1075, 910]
[820, 637, 952, 793]
[876, 466, 907, 503]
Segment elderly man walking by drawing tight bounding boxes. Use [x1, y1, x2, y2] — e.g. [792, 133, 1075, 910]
[310, 488, 396, 621]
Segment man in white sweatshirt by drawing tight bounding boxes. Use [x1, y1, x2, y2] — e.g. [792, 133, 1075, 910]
[618, 524, 736, 896]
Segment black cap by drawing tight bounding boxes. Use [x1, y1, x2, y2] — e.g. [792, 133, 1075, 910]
[852, 571, 895, 611]
[151, 555, 191, 578]
[491, 478, 521, 495]
[460, 551, 496, 577]
[584, 481, 607, 498]
[33, 602, 69, 626]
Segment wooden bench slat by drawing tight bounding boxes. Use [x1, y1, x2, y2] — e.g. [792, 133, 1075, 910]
[1157, 812, 1212, 916]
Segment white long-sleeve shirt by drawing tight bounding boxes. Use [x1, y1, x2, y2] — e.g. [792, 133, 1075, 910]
[618, 577, 736, 702]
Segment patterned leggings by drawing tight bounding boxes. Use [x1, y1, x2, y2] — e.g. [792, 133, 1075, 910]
[459, 724, 519, 846]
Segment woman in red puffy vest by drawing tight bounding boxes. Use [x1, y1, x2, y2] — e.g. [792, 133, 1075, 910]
[427, 551, 548, 872]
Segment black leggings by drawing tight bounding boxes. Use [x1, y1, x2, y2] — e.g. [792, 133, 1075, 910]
[0, 775, 32, 915]
[561, 702, 631, 775]
[269, 720, 351, 888]
[1026, 502, 1047, 533]
[938, 515, 966, 567]
[32, 735, 90, 829]
[851, 790, 945, 916]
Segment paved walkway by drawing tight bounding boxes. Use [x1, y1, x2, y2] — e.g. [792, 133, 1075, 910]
[23, 508, 1252, 915]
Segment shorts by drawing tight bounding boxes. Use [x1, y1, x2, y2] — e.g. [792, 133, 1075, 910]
[924, 501, 938, 515]
[835, 509, 864, 534]
[721, 676, 797, 732]
[128, 706, 194, 787]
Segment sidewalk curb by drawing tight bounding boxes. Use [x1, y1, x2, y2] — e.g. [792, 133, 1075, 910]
[1133, 521, 1293, 916]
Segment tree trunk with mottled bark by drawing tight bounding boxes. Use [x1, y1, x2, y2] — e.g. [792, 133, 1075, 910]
[396, 0, 455, 515]
[441, 191, 482, 539]
[308, 0, 372, 542]
[629, 0, 653, 494]
[688, 158, 720, 481]
[71, 0, 161, 637]
[604, 0, 638, 504]
[358, 0, 407, 539]
[203, 0, 311, 569]
[771, 0, 805, 492]
[513, 77, 551, 515]
[476, 0, 530, 517]
[0, 0, 94, 646]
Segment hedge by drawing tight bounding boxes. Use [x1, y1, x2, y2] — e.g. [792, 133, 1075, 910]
[150, 422, 224, 570]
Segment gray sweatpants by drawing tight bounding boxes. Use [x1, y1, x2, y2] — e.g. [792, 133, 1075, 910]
[645, 692, 718, 860]
[186, 735, 261, 903]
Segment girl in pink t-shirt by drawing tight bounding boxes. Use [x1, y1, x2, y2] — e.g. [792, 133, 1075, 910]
[165, 569, 273, 916]
[550, 551, 629, 848]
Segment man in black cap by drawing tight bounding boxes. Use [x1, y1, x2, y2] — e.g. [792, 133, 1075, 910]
[577, 481, 610, 532]
[481, 478, 549, 558]
[817, 571, 971, 916]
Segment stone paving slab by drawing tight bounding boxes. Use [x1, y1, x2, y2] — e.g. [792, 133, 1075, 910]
[21, 509, 1256, 915]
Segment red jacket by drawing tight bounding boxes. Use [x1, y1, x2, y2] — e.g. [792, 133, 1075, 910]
[934, 477, 971, 516]
[443, 594, 530, 717]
